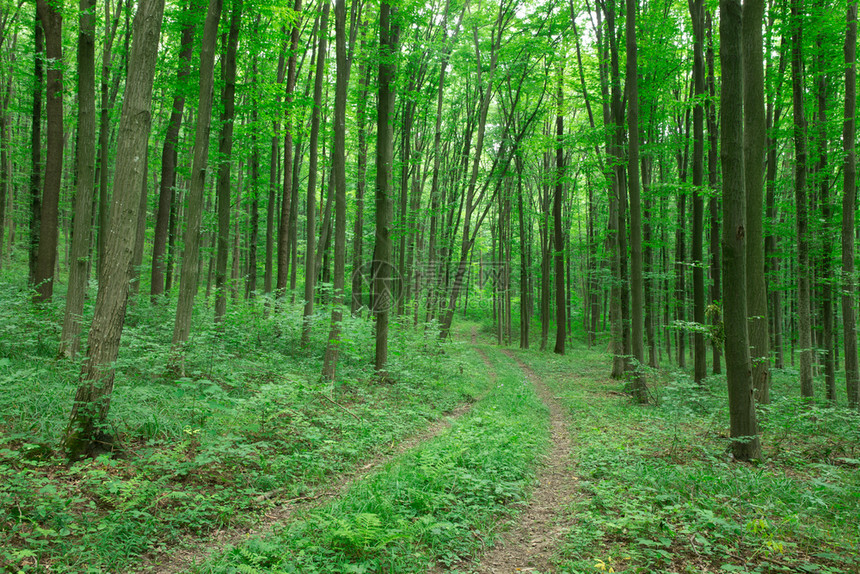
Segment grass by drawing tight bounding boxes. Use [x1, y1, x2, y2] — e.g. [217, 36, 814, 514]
[513, 344, 860, 574]
[196, 343, 550, 573]
[0, 272, 493, 573]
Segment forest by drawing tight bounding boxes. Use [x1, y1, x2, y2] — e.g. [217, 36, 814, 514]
[1, 0, 859, 570]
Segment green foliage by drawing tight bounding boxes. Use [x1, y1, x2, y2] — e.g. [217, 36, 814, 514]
[516, 349, 859, 574]
[198, 347, 549, 573]
[0, 280, 490, 572]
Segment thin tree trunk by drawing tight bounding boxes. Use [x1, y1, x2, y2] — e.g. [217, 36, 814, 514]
[300, 1, 329, 345]
[627, 0, 645, 400]
[720, 0, 761, 461]
[59, 0, 96, 359]
[706, 9, 722, 374]
[351, 54, 369, 313]
[791, 0, 814, 398]
[553, 71, 566, 355]
[744, 0, 770, 403]
[64, 0, 165, 459]
[33, 0, 62, 303]
[843, 0, 860, 408]
[214, 0, 243, 324]
[172, 0, 224, 348]
[690, 0, 707, 386]
[151, 0, 194, 302]
[374, 1, 399, 372]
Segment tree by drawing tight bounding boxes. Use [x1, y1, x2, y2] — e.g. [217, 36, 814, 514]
[64, 0, 166, 459]
[553, 69, 566, 355]
[173, 0, 224, 348]
[720, 0, 761, 461]
[626, 0, 646, 401]
[843, 0, 860, 408]
[214, 0, 243, 324]
[374, 0, 398, 372]
[33, 0, 62, 303]
[151, 0, 196, 302]
[791, 0, 814, 399]
[744, 0, 769, 403]
[59, 0, 97, 359]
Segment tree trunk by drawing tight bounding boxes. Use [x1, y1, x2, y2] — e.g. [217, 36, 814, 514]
[706, 9, 722, 374]
[151, 0, 195, 302]
[214, 0, 243, 324]
[351, 54, 369, 314]
[33, 0, 63, 303]
[626, 0, 645, 401]
[172, 0, 224, 348]
[791, 0, 814, 398]
[300, 1, 329, 345]
[59, 0, 96, 359]
[743, 0, 770, 404]
[720, 0, 761, 461]
[690, 0, 707, 386]
[28, 19, 43, 288]
[553, 72, 566, 355]
[64, 0, 165, 459]
[843, 1, 860, 408]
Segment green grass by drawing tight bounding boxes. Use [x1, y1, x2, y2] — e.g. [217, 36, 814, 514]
[513, 345, 860, 574]
[196, 344, 550, 574]
[0, 275, 492, 573]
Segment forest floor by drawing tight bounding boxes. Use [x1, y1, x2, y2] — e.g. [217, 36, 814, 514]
[2, 284, 859, 574]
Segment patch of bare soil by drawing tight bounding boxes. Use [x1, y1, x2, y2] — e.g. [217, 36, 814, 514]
[459, 348, 579, 574]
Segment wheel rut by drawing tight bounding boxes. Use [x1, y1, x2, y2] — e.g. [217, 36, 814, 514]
[466, 348, 578, 574]
[136, 337, 491, 574]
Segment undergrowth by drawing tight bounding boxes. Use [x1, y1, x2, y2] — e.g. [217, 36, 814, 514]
[518, 348, 860, 574]
[196, 347, 549, 574]
[0, 275, 488, 573]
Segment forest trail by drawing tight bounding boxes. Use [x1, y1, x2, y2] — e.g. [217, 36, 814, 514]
[136, 346, 492, 574]
[463, 348, 579, 574]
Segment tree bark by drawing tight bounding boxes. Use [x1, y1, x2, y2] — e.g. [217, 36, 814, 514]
[706, 9, 722, 374]
[151, 0, 195, 302]
[553, 72, 566, 355]
[300, 1, 329, 345]
[626, 0, 646, 401]
[791, 0, 814, 398]
[843, 0, 860, 408]
[59, 0, 96, 359]
[744, 0, 770, 404]
[214, 0, 243, 324]
[172, 0, 224, 347]
[720, 0, 761, 461]
[690, 0, 707, 386]
[64, 0, 165, 459]
[33, 0, 62, 303]
[28, 19, 43, 287]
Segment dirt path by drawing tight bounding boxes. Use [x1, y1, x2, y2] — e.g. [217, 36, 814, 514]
[136, 330, 492, 574]
[465, 348, 579, 574]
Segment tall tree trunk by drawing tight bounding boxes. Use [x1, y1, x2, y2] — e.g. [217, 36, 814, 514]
[720, 0, 761, 461]
[374, 1, 398, 372]
[96, 0, 123, 280]
[59, 0, 96, 359]
[843, 0, 860, 408]
[706, 9, 722, 374]
[815, 9, 835, 402]
[322, 0, 349, 380]
[151, 0, 195, 302]
[172, 0, 224, 348]
[690, 0, 707, 386]
[64, 0, 165, 459]
[351, 54, 369, 314]
[626, 0, 645, 401]
[265, 34, 286, 296]
[214, 0, 243, 324]
[247, 39, 260, 299]
[33, 0, 62, 303]
[744, 0, 770, 403]
[278, 1, 302, 297]
[28, 19, 43, 288]
[553, 72, 566, 355]
[300, 1, 329, 345]
[791, 0, 814, 398]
